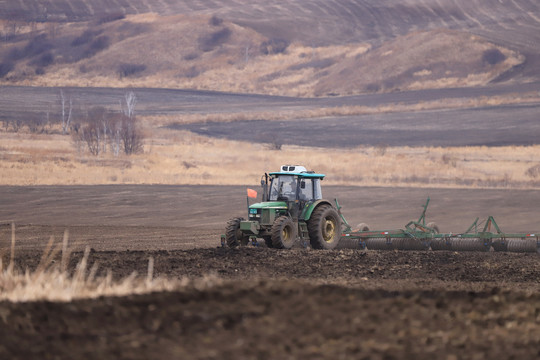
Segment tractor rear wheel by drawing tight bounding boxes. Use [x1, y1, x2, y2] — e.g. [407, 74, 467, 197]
[271, 216, 297, 249]
[355, 223, 370, 232]
[308, 205, 342, 249]
[225, 217, 249, 247]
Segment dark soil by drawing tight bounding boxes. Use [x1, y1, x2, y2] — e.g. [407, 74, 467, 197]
[178, 103, 540, 147]
[2, 248, 540, 360]
[1, 186, 540, 359]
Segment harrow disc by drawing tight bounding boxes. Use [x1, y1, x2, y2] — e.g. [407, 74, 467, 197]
[446, 238, 490, 252]
[337, 237, 366, 249]
[491, 239, 508, 252]
[507, 238, 539, 253]
[392, 238, 429, 251]
[430, 237, 452, 251]
[366, 238, 392, 250]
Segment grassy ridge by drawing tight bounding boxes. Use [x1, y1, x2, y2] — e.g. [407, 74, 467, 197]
[0, 13, 525, 97]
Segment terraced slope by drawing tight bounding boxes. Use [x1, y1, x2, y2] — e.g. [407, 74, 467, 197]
[4, 0, 539, 47]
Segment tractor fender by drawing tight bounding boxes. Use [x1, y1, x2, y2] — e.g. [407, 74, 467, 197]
[301, 199, 334, 221]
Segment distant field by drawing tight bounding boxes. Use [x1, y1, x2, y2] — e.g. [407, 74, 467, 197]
[178, 103, 540, 148]
[1, 84, 540, 189]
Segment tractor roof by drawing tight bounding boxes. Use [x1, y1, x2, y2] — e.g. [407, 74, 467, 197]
[269, 165, 325, 178]
[269, 171, 325, 179]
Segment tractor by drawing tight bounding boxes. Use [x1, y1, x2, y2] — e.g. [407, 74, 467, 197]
[225, 165, 342, 249]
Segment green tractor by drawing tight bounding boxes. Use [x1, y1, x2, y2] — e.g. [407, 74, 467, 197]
[226, 165, 342, 249]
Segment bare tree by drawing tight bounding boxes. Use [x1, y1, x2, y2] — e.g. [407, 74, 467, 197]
[109, 114, 122, 157]
[120, 115, 143, 155]
[119, 91, 143, 155]
[73, 106, 143, 156]
[59, 89, 73, 134]
[2, 19, 23, 42]
[76, 120, 101, 156]
[244, 44, 250, 64]
[122, 91, 137, 119]
[74, 107, 106, 156]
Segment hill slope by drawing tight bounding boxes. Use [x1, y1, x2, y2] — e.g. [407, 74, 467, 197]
[0, 0, 538, 96]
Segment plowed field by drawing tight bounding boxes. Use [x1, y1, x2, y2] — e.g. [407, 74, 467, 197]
[1, 185, 540, 359]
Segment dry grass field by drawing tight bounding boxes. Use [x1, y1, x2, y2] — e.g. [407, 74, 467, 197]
[2, 125, 540, 189]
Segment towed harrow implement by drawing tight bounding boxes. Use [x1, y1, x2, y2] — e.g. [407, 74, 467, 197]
[338, 198, 539, 253]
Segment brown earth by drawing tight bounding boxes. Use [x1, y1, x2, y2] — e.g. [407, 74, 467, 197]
[1, 185, 540, 359]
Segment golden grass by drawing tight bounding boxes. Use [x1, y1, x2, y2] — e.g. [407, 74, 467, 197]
[0, 223, 222, 302]
[1, 127, 540, 189]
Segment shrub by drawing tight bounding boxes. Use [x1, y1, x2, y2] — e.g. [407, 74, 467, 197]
[71, 30, 98, 47]
[0, 62, 14, 77]
[260, 38, 289, 55]
[268, 140, 282, 151]
[365, 83, 380, 92]
[183, 52, 199, 61]
[118, 63, 146, 78]
[184, 66, 200, 78]
[90, 35, 110, 52]
[26, 113, 47, 133]
[526, 164, 540, 178]
[209, 15, 223, 26]
[198, 27, 231, 52]
[74, 108, 144, 156]
[82, 35, 110, 58]
[482, 49, 506, 65]
[120, 115, 144, 155]
[23, 34, 51, 58]
[30, 52, 54, 68]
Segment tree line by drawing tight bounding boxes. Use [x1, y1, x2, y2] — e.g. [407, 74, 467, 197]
[2, 90, 144, 156]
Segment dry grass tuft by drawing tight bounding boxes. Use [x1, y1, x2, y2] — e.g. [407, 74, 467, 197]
[0, 223, 221, 302]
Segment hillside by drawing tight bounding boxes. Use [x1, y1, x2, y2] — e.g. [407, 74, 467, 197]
[0, 0, 538, 96]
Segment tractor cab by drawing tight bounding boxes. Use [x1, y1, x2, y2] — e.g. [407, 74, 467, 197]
[267, 165, 324, 203]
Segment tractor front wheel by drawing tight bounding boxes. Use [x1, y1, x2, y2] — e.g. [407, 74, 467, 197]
[308, 205, 342, 249]
[225, 217, 250, 247]
[271, 216, 297, 249]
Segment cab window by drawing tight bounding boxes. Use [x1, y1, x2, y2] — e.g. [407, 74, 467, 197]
[269, 175, 297, 201]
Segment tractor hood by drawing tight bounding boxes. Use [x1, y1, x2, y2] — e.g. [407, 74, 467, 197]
[249, 201, 287, 209]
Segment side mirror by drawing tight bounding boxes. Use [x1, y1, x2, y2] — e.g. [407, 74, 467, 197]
[300, 180, 306, 189]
